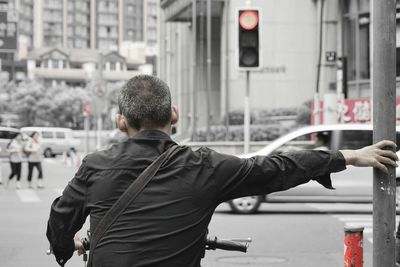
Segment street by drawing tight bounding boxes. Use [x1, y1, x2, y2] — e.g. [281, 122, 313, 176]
[0, 158, 381, 267]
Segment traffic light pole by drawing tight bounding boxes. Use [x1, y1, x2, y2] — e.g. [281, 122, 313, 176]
[244, 71, 250, 154]
[372, 0, 397, 266]
[206, 0, 212, 141]
[190, 0, 197, 141]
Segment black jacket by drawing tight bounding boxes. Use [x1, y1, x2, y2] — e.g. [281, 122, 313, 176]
[46, 129, 346, 267]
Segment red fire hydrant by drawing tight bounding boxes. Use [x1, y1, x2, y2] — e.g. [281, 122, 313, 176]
[344, 227, 364, 267]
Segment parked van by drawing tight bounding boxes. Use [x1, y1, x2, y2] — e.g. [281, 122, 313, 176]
[20, 127, 80, 158]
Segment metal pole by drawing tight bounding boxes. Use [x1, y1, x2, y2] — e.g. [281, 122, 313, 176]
[244, 71, 250, 154]
[11, 52, 15, 82]
[190, 0, 197, 140]
[224, 0, 230, 141]
[206, 0, 212, 141]
[199, 2, 205, 138]
[96, 53, 104, 150]
[372, 0, 396, 266]
[84, 115, 89, 154]
[176, 30, 183, 135]
[314, 0, 324, 125]
[96, 116, 102, 150]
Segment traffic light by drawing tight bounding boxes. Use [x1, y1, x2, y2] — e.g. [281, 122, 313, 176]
[238, 9, 261, 69]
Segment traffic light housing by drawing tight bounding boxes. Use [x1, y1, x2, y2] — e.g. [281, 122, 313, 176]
[238, 9, 261, 69]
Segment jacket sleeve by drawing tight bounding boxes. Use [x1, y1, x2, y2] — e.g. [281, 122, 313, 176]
[208, 149, 346, 203]
[46, 159, 90, 266]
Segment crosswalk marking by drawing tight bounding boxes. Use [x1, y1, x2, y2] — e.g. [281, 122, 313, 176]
[9, 187, 65, 203]
[336, 217, 371, 222]
[16, 189, 40, 203]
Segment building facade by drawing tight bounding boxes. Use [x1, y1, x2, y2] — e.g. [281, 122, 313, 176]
[0, 0, 159, 83]
[159, 0, 400, 136]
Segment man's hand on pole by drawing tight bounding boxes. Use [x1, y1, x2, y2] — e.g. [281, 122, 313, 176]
[340, 140, 398, 174]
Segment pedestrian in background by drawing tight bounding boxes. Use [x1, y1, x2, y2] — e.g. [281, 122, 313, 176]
[7, 133, 23, 189]
[63, 148, 81, 168]
[24, 131, 44, 189]
[314, 131, 330, 151]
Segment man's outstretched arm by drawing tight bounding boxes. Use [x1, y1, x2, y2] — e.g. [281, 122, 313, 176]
[213, 140, 398, 202]
[340, 140, 398, 173]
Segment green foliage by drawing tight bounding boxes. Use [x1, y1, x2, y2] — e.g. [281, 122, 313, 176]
[193, 124, 291, 142]
[295, 100, 312, 126]
[225, 110, 256, 125]
[1, 79, 121, 129]
[193, 104, 312, 142]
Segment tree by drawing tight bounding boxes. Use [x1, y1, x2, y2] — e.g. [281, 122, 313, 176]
[3, 79, 123, 129]
[11, 80, 46, 126]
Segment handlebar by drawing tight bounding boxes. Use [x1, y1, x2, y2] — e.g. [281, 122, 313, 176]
[47, 234, 251, 256]
[205, 236, 251, 253]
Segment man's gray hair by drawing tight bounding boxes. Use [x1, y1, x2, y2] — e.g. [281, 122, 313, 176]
[118, 75, 172, 130]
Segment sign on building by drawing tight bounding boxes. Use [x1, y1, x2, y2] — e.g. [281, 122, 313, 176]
[0, 10, 17, 52]
[312, 98, 400, 124]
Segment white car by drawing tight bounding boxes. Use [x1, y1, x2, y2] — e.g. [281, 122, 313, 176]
[228, 124, 400, 214]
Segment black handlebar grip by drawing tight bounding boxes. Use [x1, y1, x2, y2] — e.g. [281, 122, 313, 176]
[205, 237, 248, 253]
[81, 237, 90, 250]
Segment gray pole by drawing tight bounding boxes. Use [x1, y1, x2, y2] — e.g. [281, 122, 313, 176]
[313, 0, 324, 125]
[372, 0, 396, 266]
[224, 0, 230, 141]
[96, 53, 104, 150]
[190, 0, 197, 140]
[244, 71, 250, 154]
[84, 115, 89, 154]
[206, 0, 212, 141]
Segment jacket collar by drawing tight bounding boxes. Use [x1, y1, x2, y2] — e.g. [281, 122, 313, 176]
[131, 129, 172, 141]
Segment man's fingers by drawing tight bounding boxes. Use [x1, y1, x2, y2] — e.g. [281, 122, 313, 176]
[378, 149, 399, 161]
[377, 155, 398, 168]
[374, 161, 389, 174]
[375, 140, 397, 149]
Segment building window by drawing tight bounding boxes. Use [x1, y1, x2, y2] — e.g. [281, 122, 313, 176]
[358, 15, 370, 79]
[110, 62, 116, 71]
[52, 59, 59, 69]
[343, 0, 400, 82]
[343, 4, 371, 81]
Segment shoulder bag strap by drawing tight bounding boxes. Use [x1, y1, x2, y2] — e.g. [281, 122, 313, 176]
[88, 144, 179, 266]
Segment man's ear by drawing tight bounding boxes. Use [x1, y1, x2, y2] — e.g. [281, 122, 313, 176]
[171, 106, 179, 125]
[115, 114, 128, 132]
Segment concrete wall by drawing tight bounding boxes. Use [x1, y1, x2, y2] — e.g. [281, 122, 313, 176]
[159, 0, 321, 137]
[158, 20, 193, 136]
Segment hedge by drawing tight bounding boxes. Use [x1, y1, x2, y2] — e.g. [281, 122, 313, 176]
[192, 104, 311, 142]
[192, 124, 292, 142]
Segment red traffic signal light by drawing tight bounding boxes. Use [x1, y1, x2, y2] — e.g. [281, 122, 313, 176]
[239, 10, 259, 30]
[238, 9, 261, 69]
